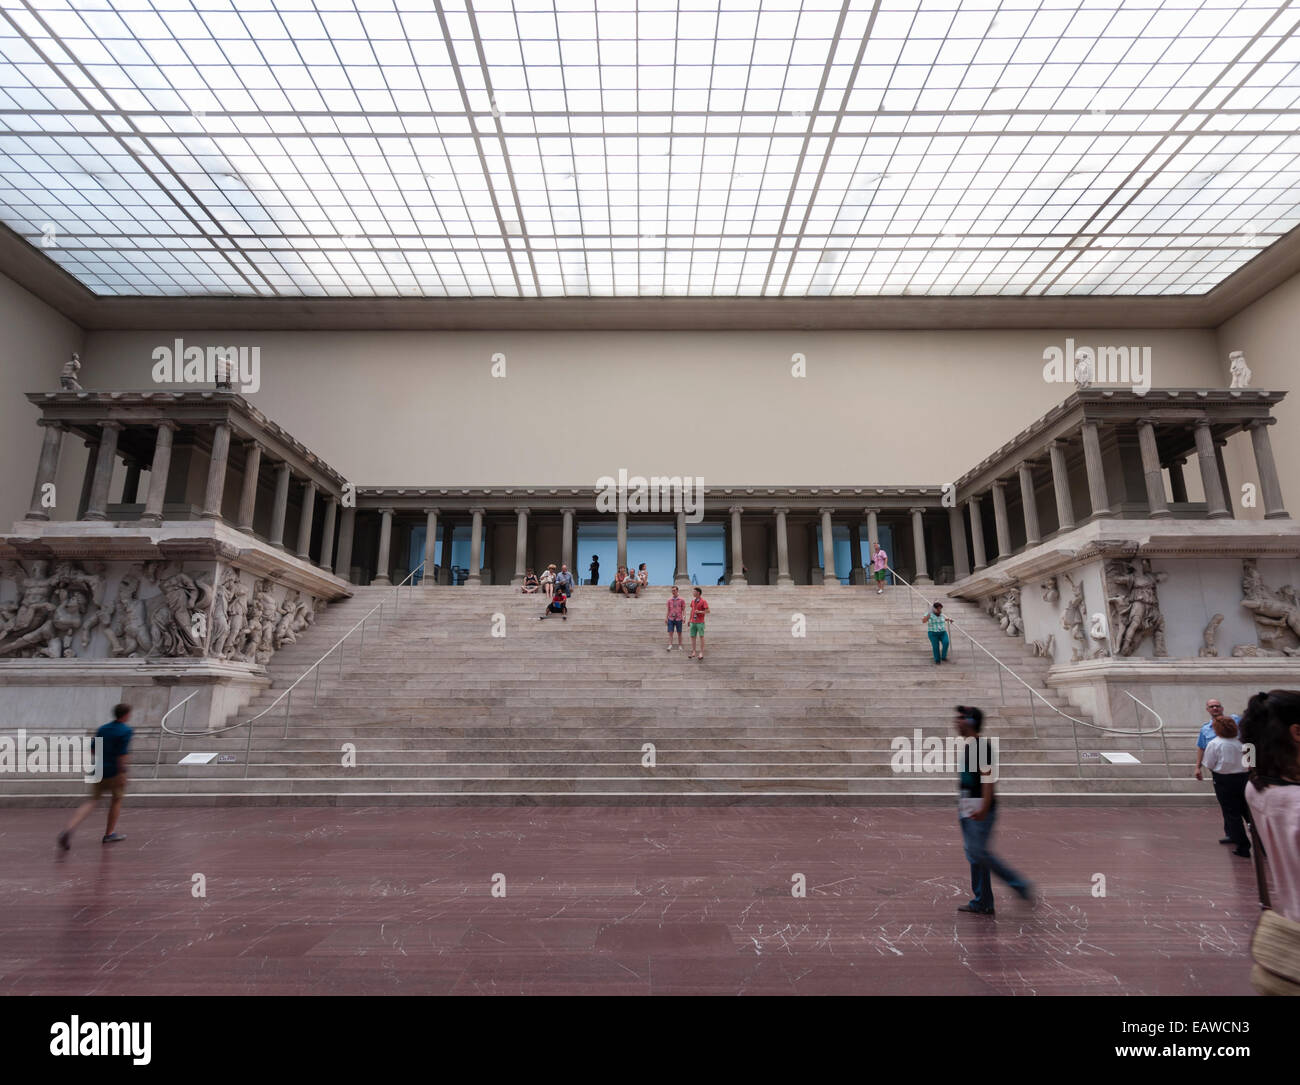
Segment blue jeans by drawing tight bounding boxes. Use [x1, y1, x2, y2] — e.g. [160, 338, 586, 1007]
[959, 806, 1029, 911]
[928, 630, 949, 662]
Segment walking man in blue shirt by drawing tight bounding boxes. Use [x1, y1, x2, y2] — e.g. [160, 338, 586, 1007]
[58, 703, 133, 849]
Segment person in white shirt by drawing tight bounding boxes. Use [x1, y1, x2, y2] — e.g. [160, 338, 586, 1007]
[1242, 689, 1300, 924]
[1202, 716, 1251, 857]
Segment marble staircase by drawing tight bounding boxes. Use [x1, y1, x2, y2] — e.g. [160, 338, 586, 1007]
[0, 584, 1206, 805]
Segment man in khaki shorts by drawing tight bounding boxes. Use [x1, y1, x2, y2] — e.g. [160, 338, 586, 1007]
[58, 703, 134, 849]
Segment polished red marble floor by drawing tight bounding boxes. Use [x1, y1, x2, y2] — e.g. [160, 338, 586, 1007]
[0, 805, 1259, 995]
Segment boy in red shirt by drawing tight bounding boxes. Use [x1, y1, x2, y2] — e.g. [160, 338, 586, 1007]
[539, 587, 568, 620]
[688, 587, 709, 661]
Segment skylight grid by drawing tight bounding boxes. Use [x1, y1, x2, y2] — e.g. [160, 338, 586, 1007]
[0, 0, 1295, 297]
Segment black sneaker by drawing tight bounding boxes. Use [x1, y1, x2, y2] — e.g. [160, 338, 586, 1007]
[57, 830, 70, 851]
[957, 904, 995, 916]
[102, 833, 126, 844]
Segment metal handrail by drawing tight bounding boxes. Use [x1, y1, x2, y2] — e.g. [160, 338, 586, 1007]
[392, 560, 427, 615]
[1122, 689, 1171, 777]
[883, 565, 1171, 777]
[156, 598, 386, 778]
[151, 689, 201, 778]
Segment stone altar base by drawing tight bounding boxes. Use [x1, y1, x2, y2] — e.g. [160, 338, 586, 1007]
[0, 658, 270, 731]
[1047, 656, 1300, 731]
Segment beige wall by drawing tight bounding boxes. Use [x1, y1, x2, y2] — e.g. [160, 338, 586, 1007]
[82, 327, 1220, 490]
[0, 271, 84, 526]
[1217, 270, 1300, 520]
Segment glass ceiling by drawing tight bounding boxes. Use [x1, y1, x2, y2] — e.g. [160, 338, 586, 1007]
[0, 0, 1296, 298]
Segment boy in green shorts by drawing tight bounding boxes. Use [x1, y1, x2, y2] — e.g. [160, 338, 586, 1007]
[687, 587, 709, 661]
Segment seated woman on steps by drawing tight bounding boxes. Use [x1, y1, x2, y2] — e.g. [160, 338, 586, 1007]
[521, 568, 540, 594]
[539, 564, 556, 597]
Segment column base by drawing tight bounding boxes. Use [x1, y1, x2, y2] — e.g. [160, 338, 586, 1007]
[23, 511, 50, 521]
[1149, 509, 1173, 519]
[822, 577, 842, 587]
[466, 576, 482, 588]
[371, 575, 392, 586]
[728, 576, 748, 587]
[1207, 510, 1233, 520]
[1265, 510, 1291, 520]
[674, 575, 692, 586]
[83, 511, 108, 521]
[776, 574, 795, 587]
[914, 575, 933, 586]
[200, 512, 223, 521]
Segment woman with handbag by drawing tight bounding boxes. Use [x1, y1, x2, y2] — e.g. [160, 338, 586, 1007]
[1240, 689, 1300, 995]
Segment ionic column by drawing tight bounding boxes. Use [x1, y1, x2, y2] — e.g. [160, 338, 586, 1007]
[511, 507, 529, 586]
[910, 507, 931, 585]
[422, 507, 439, 584]
[268, 461, 292, 547]
[1136, 419, 1171, 518]
[1048, 439, 1075, 531]
[1214, 439, 1235, 520]
[990, 480, 1011, 560]
[948, 504, 970, 580]
[729, 506, 747, 586]
[236, 441, 262, 531]
[1168, 457, 1189, 504]
[561, 508, 575, 570]
[121, 460, 142, 504]
[616, 509, 628, 573]
[774, 507, 793, 586]
[849, 521, 863, 584]
[295, 479, 316, 559]
[819, 508, 839, 586]
[141, 422, 177, 525]
[319, 496, 338, 571]
[675, 510, 691, 586]
[1249, 420, 1289, 519]
[1081, 420, 1111, 516]
[84, 421, 122, 520]
[335, 506, 356, 581]
[866, 507, 879, 549]
[200, 421, 232, 520]
[26, 420, 64, 520]
[466, 507, 484, 587]
[968, 495, 987, 571]
[1018, 461, 1041, 544]
[1194, 419, 1230, 519]
[373, 507, 395, 585]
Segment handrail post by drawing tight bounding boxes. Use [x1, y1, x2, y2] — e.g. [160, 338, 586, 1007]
[1134, 697, 1144, 752]
[359, 615, 366, 660]
[314, 657, 322, 707]
[1027, 686, 1037, 739]
[243, 712, 254, 778]
[282, 689, 292, 739]
[177, 698, 188, 752]
[1072, 718, 1082, 777]
[154, 710, 166, 780]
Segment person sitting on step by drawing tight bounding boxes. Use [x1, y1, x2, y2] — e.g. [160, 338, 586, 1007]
[539, 586, 568, 621]
[521, 567, 540, 594]
[539, 564, 556, 597]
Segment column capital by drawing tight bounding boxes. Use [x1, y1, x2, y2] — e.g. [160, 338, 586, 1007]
[559, 506, 576, 515]
[377, 506, 395, 516]
[773, 506, 790, 516]
[1248, 417, 1276, 430]
[1050, 436, 1071, 449]
[469, 506, 485, 516]
[155, 419, 180, 433]
[1193, 416, 1213, 430]
[728, 505, 744, 515]
[36, 419, 65, 431]
[818, 506, 835, 515]
[991, 478, 1006, 491]
[99, 420, 124, 433]
[863, 505, 879, 515]
[422, 504, 439, 514]
[909, 506, 926, 515]
[513, 506, 530, 516]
